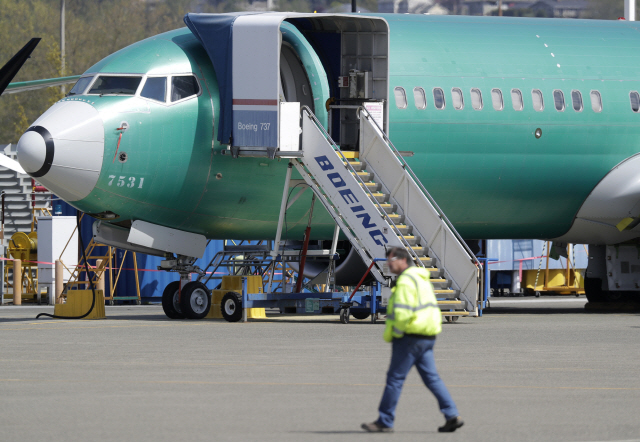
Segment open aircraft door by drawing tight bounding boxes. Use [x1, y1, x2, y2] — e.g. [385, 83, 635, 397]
[185, 12, 390, 156]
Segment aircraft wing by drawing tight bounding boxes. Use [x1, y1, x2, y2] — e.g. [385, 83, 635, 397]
[2, 75, 81, 95]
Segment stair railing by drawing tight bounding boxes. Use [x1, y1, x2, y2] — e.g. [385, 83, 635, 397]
[357, 107, 480, 268]
[300, 106, 424, 269]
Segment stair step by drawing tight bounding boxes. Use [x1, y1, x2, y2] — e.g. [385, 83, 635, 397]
[378, 203, 396, 214]
[345, 160, 366, 171]
[393, 224, 411, 235]
[427, 268, 443, 278]
[398, 234, 417, 246]
[340, 151, 359, 159]
[434, 289, 460, 298]
[370, 192, 388, 203]
[387, 213, 404, 223]
[419, 256, 435, 266]
[438, 300, 464, 308]
[351, 171, 373, 181]
[360, 181, 381, 192]
[408, 245, 425, 256]
[429, 278, 451, 288]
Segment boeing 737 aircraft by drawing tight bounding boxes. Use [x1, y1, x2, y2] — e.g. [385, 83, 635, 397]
[9, 12, 640, 317]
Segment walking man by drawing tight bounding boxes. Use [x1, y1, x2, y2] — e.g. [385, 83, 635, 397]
[361, 247, 463, 433]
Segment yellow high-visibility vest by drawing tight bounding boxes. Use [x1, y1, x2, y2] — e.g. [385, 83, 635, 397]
[383, 266, 442, 342]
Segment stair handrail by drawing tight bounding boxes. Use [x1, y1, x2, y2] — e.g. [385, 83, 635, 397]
[357, 107, 480, 267]
[300, 106, 425, 270]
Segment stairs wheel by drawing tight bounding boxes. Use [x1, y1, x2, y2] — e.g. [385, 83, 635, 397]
[351, 311, 370, 320]
[221, 292, 243, 322]
[445, 315, 459, 323]
[161, 281, 184, 319]
[179, 281, 211, 319]
[339, 307, 350, 324]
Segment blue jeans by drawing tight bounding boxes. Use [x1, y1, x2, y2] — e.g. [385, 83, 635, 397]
[377, 335, 458, 428]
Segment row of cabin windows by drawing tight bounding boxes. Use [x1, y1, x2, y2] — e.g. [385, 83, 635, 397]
[394, 87, 619, 114]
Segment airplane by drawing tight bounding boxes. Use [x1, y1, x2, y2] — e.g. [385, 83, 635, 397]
[9, 12, 640, 319]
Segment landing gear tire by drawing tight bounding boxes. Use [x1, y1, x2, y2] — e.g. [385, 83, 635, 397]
[221, 292, 243, 322]
[340, 308, 350, 324]
[584, 276, 606, 303]
[162, 281, 184, 319]
[351, 311, 370, 320]
[179, 281, 211, 319]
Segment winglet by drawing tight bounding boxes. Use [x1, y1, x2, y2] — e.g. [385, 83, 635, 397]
[0, 38, 41, 96]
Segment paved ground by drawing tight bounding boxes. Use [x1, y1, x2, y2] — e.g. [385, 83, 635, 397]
[1, 296, 639, 442]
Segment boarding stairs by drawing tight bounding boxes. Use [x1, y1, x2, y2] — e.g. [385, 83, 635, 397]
[62, 238, 113, 294]
[293, 107, 481, 316]
[0, 144, 53, 242]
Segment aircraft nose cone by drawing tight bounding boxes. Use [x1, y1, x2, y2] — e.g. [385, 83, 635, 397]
[17, 101, 104, 202]
[17, 126, 53, 177]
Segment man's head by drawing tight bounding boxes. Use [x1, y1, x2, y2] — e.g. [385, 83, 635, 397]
[386, 247, 413, 275]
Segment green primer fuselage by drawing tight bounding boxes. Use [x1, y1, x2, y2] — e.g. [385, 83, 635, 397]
[66, 15, 640, 241]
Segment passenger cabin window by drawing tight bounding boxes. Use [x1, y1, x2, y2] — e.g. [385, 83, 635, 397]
[553, 90, 565, 111]
[491, 88, 503, 111]
[452, 88, 464, 110]
[413, 87, 426, 110]
[590, 91, 602, 112]
[470, 88, 483, 110]
[141, 77, 167, 102]
[630, 91, 640, 112]
[433, 88, 445, 109]
[88, 76, 142, 95]
[394, 87, 407, 109]
[571, 90, 583, 112]
[171, 75, 200, 102]
[511, 89, 523, 111]
[532, 89, 544, 111]
[68, 76, 94, 96]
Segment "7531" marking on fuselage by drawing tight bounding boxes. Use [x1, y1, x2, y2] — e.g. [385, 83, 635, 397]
[108, 175, 145, 188]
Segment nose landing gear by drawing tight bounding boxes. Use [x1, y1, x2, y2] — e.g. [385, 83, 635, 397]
[160, 254, 211, 319]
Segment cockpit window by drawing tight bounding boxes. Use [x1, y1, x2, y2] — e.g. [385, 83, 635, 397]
[68, 76, 94, 96]
[88, 76, 142, 95]
[171, 76, 200, 102]
[141, 77, 167, 102]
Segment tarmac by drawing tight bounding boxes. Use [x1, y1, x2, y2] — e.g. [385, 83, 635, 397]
[1, 296, 639, 442]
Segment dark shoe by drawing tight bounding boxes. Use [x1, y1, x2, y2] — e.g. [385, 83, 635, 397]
[438, 416, 464, 432]
[361, 421, 394, 433]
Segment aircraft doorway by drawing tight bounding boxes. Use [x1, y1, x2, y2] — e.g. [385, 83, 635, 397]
[280, 43, 315, 113]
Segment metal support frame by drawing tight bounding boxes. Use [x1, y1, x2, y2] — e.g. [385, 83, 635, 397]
[476, 257, 497, 316]
[267, 163, 293, 293]
[327, 223, 340, 291]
